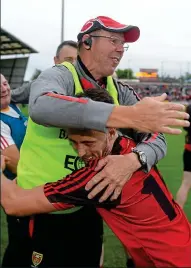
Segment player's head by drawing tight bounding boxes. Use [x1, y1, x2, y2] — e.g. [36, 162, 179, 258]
[1, 74, 11, 109]
[54, 40, 78, 64]
[67, 88, 117, 163]
[77, 16, 140, 77]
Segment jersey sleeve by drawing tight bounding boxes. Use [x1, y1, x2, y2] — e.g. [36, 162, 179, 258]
[44, 159, 119, 211]
[0, 121, 15, 150]
[11, 82, 32, 104]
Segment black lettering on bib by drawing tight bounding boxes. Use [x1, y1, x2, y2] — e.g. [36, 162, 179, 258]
[65, 155, 85, 171]
[59, 129, 68, 139]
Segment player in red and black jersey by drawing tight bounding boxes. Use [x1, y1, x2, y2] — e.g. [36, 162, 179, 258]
[1, 89, 191, 267]
[176, 104, 191, 208]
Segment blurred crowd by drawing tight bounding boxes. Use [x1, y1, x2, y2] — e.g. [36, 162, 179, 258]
[130, 83, 191, 102]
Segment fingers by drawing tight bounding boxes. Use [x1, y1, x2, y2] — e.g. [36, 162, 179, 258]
[98, 177, 128, 202]
[85, 173, 104, 191]
[165, 118, 190, 127]
[87, 178, 109, 199]
[156, 107, 190, 134]
[151, 93, 167, 102]
[110, 175, 132, 201]
[99, 183, 116, 202]
[166, 110, 190, 120]
[159, 117, 190, 134]
[151, 96, 187, 114]
[94, 158, 108, 172]
[166, 102, 188, 112]
[110, 186, 123, 201]
[88, 181, 122, 202]
[160, 126, 182, 135]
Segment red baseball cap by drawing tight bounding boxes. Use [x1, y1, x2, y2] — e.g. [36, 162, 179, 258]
[77, 16, 140, 43]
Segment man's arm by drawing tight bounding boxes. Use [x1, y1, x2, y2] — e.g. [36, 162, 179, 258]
[29, 66, 189, 134]
[1, 174, 56, 216]
[11, 82, 33, 104]
[117, 81, 167, 171]
[29, 66, 113, 132]
[1, 160, 115, 216]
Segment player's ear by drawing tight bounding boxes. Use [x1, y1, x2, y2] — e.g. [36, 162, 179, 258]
[108, 128, 116, 139]
[54, 56, 59, 65]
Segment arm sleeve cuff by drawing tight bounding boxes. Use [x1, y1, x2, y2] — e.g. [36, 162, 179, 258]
[135, 143, 157, 172]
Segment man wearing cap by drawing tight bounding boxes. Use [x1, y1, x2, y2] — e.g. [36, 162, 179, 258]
[13, 16, 189, 268]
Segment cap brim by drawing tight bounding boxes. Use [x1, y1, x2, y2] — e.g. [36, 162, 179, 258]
[108, 26, 140, 43]
[77, 17, 140, 43]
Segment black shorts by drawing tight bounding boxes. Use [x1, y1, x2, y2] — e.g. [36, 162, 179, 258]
[2, 216, 32, 267]
[30, 206, 103, 267]
[183, 149, 191, 172]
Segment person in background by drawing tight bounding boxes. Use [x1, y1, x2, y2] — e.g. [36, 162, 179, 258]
[176, 104, 191, 208]
[54, 40, 77, 64]
[0, 74, 27, 179]
[0, 74, 29, 267]
[10, 40, 78, 104]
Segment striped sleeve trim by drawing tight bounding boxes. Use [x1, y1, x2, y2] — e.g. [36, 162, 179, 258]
[118, 81, 141, 101]
[128, 85, 141, 101]
[46, 92, 88, 104]
[143, 132, 159, 144]
[44, 160, 98, 204]
[0, 135, 9, 150]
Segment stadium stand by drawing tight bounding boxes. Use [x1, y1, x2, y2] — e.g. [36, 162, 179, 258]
[0, 27, 38, 89]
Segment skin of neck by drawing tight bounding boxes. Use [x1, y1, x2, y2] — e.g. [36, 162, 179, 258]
[79, 52, 104, 80]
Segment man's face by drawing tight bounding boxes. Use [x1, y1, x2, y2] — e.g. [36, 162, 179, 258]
[1, 74, 11, 109]
[88, 30, 126, 76]
[68, 128, 115, 164]
[54, 45, 77, 64]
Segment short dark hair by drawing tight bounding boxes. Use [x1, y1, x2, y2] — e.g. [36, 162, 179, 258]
[56, 40, 77, 57]
[76, 88, 114, 104]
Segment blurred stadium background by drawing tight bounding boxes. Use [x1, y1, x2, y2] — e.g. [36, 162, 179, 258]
[0, 26, 191, 104]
